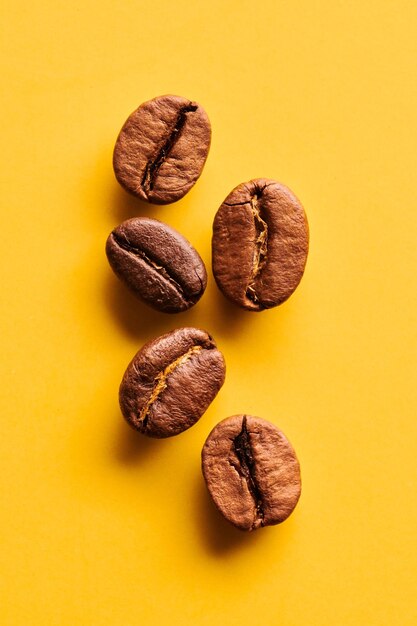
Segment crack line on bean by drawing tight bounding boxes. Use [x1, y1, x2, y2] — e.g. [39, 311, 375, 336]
[141, 103, 198, 193]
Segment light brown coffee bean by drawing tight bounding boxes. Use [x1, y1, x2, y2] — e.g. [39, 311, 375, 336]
[113, 95, 211, 204]
[202, 415, 301, 531]
[212, 179, 309, 311]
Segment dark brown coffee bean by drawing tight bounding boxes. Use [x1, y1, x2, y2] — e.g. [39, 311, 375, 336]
[106, 217, 207, 313]
[212, 179, 309, 311]
[202, 415, 301, 531]
[119, 328, 225, 438]
[113, 95, 211, 204]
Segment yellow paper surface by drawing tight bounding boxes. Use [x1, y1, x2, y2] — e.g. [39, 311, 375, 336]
[1, 2, 417, 624]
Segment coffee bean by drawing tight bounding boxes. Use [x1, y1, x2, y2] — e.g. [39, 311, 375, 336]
[113, 95, 211, 204]
[106, 217, 207, 313]
[202, 415, 301, 531]
[212, 179, 309, 311]
[119, 328, 225, 438]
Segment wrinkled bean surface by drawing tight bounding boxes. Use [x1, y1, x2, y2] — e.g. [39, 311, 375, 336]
[202, 415, 301, 530]
[120, 328, 225, 438]
[212, 179, 309, 311]
[113, 94, 211, 204]
[106, 217, 207, 313]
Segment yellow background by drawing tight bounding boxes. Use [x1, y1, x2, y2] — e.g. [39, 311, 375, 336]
[1, 1, 417, 624]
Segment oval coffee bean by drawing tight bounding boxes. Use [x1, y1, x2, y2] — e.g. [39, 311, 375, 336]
[202, 415, 301, 531]
[212, 179, 309, 311]
[106, 217, 207, 313]
[120, 328, 225, 438]
[113, 94, 211, 204]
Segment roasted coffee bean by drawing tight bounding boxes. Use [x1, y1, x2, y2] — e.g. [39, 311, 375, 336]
[212, 179, 309, 311]
[202, 415, 301, 531]
[106, 217, 207, 313]
[119, 328, 225, 438]
[113, 95, 211, 204]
